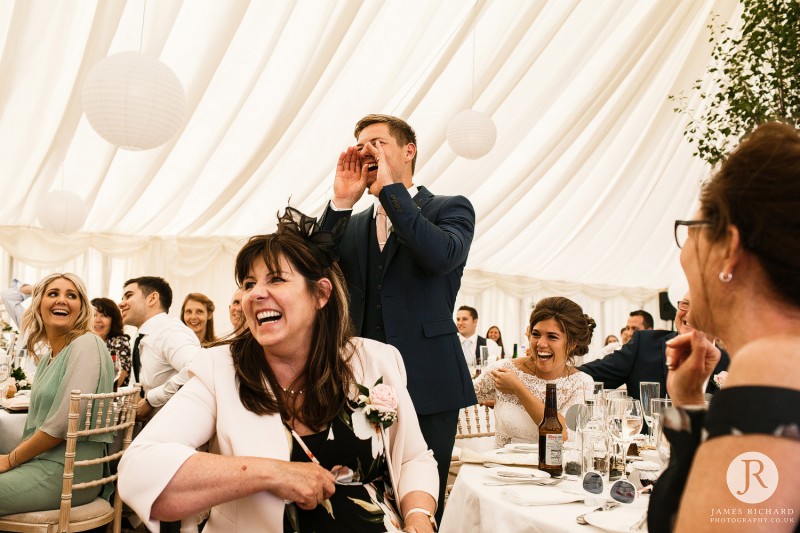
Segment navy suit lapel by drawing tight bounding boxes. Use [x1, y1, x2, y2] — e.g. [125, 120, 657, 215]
[383, 187, 433, 266]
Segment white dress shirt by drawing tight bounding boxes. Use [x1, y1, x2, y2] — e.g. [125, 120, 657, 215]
[458, 333, 501, 367]
[136, 312, 202, 408]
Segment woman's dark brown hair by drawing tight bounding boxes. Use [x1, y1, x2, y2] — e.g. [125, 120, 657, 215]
[529, 296, 596, 365]
[91, 297, 128, 340]
[229, 209, 355, 431]
[700, 121, 800, 308]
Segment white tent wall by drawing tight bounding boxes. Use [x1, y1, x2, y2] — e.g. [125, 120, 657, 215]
[1, 242, 668, 355]
[0, 232, 246, 336]
[0, 0, 742, 339]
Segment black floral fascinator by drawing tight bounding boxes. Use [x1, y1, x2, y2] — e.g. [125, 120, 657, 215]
[276, 206, 346, 268]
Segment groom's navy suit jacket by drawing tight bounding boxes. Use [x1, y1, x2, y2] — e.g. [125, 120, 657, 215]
[319, 183, 477, 415]
[579, 330, 730, 402]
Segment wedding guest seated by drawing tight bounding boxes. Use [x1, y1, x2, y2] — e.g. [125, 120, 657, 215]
[92, 297, 132, 389]
[649, 122, 800, 532]
[604, 334, 619, 345]
[473, 296, 594, 446]
[118, 208, 438, 533]
[180, 293, 217, 347]
[456, 306, 501, 367]
[485, 325, 506, 358]
[0, 274, 114, 515]
[579, 292, 729, 403]
[621, 309, 653, 345]
[228, 287, 245, 335]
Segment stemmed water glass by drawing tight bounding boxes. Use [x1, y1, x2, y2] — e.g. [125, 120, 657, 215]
[639, 382, 660, 446]
[606, 397, 643, 503]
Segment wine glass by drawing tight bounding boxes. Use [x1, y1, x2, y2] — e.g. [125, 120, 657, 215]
[479, 346, 489, 374]
[650, 398, 672, 468]
[604, 389, 627, 401]
[607, 398, 643, 478]
[639, 382, 660, 445]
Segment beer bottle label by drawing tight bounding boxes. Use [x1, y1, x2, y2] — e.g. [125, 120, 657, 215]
[544, 434, 563, 465]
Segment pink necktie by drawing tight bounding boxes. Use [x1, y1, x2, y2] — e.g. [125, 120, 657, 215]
[376, 205, 388, 251]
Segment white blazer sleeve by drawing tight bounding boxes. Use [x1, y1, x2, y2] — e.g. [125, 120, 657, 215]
[118, 354, 218, 532]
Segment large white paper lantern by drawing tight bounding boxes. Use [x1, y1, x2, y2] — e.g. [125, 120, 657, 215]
[446, 109, 497, 159]
[37, 190, 88, 234]
[82, 51, 187, 150]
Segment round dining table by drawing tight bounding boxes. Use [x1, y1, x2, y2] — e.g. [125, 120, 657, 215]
[440, 462, 650, 533]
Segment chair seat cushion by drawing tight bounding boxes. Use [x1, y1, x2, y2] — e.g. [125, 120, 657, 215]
[0, 497, 112, 525]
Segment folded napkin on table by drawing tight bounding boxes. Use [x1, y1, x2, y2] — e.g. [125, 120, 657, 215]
[501, 486, 585, 506]
[459, 447, 539, 466]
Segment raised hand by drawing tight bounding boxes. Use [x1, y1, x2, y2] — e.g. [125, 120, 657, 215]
[332, 146, 368, 209]
[665, 330, 721, 406]
[492, 367, 523, 395]
[361, 139, 410, 198]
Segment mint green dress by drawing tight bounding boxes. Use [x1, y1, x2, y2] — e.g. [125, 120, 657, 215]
[0, 332, 114, 515]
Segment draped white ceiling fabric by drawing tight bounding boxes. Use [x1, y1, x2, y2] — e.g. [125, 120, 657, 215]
[0, 0, 741, 347]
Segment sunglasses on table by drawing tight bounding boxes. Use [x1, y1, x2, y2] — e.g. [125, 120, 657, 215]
[582, 472, 637, 504]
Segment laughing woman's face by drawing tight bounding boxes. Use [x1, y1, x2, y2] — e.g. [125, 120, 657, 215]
[529, 318, 570, 379]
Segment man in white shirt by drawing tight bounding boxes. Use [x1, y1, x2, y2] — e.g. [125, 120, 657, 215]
[118, 276, 201, 422]
[456, 305, 501, 368]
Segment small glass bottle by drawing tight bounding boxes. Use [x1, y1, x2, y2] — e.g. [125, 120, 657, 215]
[538, 383, 564, 476]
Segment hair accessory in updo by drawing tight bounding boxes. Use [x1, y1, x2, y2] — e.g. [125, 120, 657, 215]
[277, 206, 346, 269]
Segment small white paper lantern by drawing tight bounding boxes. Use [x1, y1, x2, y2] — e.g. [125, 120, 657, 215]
[37, 190, 89, 234]
[82, 51, 187, 150]
[446, 109, 497, 159]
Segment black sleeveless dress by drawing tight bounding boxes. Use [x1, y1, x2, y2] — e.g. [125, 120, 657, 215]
[648, 386, 800, 532]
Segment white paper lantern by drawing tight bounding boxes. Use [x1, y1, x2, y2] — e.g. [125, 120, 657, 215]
[82, 51, 187, 150]
[37, 190, 88, 234]
[446, 109, 497, 159]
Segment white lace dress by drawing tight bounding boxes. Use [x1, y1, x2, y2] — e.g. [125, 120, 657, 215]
[473, 359, 594, 447]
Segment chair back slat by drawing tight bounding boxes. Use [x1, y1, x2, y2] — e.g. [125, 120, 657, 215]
[456, 404, 495, 439]
[57, 387, 140, 532]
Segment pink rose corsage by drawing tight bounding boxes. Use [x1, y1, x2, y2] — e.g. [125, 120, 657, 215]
[355, 378, 398, 430]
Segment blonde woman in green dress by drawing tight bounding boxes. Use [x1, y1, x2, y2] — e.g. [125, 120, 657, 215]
[0, 273, 114, 515]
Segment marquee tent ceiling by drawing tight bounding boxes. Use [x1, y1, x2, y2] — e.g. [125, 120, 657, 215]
[0, 0, 741, 293]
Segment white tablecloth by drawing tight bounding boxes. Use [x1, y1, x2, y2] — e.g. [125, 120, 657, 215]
[440, 463, 649, 533]
[0, 408, 27, 454]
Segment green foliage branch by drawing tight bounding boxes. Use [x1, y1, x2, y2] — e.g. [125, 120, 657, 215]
[670, 0, 800, 166]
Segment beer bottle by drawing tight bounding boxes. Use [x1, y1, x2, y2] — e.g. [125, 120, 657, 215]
[512, 343, 518, 358]
[538, 383, 563, 476]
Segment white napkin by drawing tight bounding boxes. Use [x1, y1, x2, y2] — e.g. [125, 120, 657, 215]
[501, 486, 585, 506]
[459, 447, 539, 466]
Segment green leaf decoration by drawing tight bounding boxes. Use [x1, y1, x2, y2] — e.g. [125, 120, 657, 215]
[670, 0, 800, 166]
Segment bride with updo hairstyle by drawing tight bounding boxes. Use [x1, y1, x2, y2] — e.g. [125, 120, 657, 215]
[474, 296, 595, 447]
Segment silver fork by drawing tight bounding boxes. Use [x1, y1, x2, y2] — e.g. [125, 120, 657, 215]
[483, 478, 564, 487]
[630, 510, 648, 531]
[576, 502, 620, 525]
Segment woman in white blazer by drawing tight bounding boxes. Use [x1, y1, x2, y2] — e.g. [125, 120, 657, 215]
[118, 208, 438, 533]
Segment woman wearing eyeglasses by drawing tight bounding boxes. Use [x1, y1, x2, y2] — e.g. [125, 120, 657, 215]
[649, 122, 800, 532]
